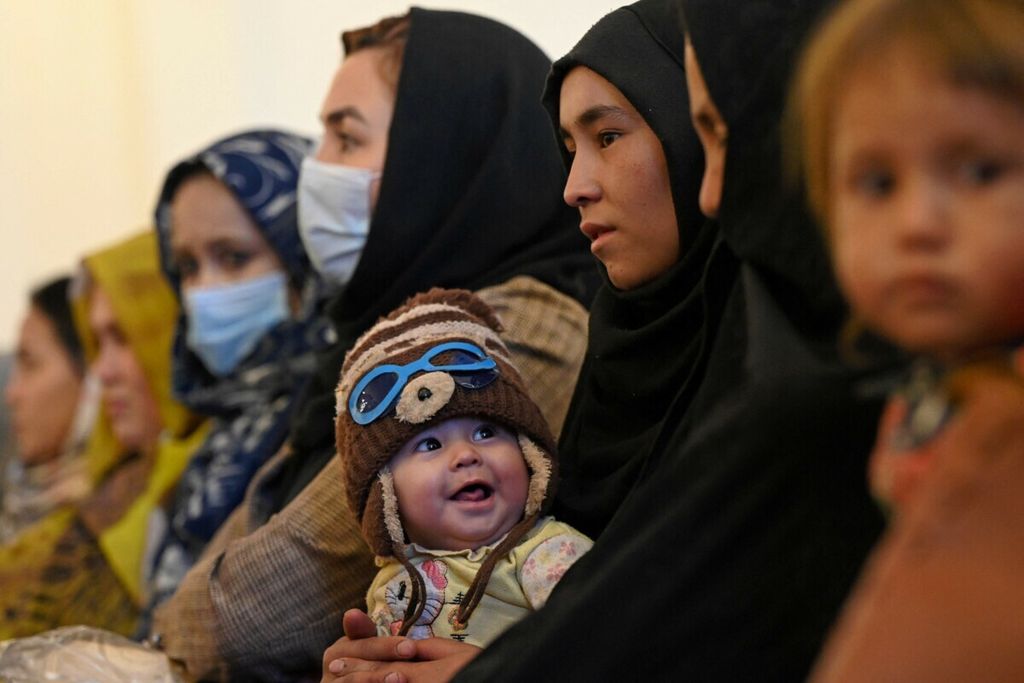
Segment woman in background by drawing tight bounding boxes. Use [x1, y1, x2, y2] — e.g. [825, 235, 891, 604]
[145, 129, 325, 612]
[1, 276, 95, 543]
[0, 232, 207, 638]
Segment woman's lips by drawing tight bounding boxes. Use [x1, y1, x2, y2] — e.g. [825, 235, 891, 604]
[580, 222, 613, 253]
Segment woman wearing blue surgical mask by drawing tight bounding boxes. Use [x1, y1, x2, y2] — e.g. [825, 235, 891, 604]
[144, 129, 330, 616]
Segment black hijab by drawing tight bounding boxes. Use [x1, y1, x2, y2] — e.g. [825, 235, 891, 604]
[539, 0, 732, 538]
[685, 0, 845, 329]
[269, 8, 597, 511]
[456, 1, 895, 680]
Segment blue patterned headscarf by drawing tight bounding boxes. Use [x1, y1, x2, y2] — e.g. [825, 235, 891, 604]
[146, 129, 331, 614]
[155, 129, 314, 288]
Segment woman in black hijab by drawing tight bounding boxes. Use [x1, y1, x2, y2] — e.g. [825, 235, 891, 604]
[327, 1, 897, 680]
[274, 7, 597, 510]
[543, 0, 735, 540]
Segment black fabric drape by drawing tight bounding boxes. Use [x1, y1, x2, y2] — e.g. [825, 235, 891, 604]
[268, 8, 598, 512]
[540, 0, 730, 538]
[456, 1, 898, 680]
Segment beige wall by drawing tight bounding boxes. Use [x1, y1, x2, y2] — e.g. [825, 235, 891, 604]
[0, 0, 623, 348]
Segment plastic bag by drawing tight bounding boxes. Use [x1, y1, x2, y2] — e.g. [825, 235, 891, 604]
[0, 626, 183, 683]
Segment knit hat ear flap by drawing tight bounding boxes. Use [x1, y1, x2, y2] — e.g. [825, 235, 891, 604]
[361, 475, 403, 556]
[520, 434, 555, 518]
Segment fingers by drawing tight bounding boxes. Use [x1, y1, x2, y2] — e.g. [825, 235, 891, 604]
[322, 663, 407, 683]
[326, 657, 408, 683]
[323, 636, 415, 682]
[343, 608, 379, 640]
[409, 638, 481, 662]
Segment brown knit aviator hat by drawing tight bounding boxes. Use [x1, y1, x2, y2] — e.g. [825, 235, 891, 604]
[335, 288, 558, 632]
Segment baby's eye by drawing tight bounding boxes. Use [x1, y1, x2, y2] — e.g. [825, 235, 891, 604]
[598, 131, 621, 148]
[472, 424, 497, 441]
[851, 169, 895, 198]
[415, 437, 442, 452]
[957, 158, 1005, 187]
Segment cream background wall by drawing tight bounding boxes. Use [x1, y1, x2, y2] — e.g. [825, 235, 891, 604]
[0, 0, 624, 349]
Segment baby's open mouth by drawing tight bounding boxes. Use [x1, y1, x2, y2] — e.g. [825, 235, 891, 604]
[451, 482, 494, 502]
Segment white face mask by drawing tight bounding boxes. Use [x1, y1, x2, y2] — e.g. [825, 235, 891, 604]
[298, 156, 380, 287]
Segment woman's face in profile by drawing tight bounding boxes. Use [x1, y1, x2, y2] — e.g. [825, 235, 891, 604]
[684, 39, 728, 219]
[88, 285, 164, 453]
[169, 174, 286, 295]
[558, 66, 679, 291]
[4, 305, 83, 465]
[315, 47, 396, 210]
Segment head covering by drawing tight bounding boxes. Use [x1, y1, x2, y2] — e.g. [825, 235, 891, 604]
[337, 288, 556, 632]
[0, 276, 95, 544]
[539, 0, 735, 536]
[155, 129, 314, 288]
[31, 276, 85, 372]
[73, 231, 209, 604]
[683, 0, 845, 325]
[455, 1, 895, 680]
[147, 129, 329, 610]
[0, 233, 206, 638]
[270, 8, 597, 511]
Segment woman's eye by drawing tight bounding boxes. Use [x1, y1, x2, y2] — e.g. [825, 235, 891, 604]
[174, 256, 198, 280]
[598, 131, 621, 148]
[338, 131, 361, 154]
[416, 437, 442, 452]
[218, 249, 252, 271]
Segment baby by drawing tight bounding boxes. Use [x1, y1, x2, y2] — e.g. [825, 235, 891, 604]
[789, 0, 1024, 513]
[334, 288, 591, 647]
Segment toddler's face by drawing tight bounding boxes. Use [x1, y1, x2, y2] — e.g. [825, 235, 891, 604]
[389, 416, 528, 551]
[830, 48, 1024, 361]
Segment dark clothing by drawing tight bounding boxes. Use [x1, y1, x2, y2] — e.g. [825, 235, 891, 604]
[456, 1, 895, 680]
[542, 0, 726, 538]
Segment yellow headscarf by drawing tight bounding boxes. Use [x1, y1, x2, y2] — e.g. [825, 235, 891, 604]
[0, 232, 207, 639]
[72, 231, 208, 602]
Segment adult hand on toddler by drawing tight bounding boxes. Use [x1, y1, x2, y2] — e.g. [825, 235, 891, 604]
[810, 361, 1024, 683]
[321, 609, 480, 683]
[867, 395, 937, 513]
[869, 359, 1024, 517]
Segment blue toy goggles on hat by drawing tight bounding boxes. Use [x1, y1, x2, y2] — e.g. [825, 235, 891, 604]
[348, 341, 499, 425]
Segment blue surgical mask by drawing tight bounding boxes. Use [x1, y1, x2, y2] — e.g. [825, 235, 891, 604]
[184, 271, 290, 376]
[298, 156, 380, 287]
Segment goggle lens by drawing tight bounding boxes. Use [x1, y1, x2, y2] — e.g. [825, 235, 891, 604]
[348, 341, 499, 425]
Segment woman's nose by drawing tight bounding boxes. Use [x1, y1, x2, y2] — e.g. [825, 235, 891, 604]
[563, 157, 601, 209]
[3, 374, 20, 407]
[92, 344, 120, 386]
[698, 149, 725, 219]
